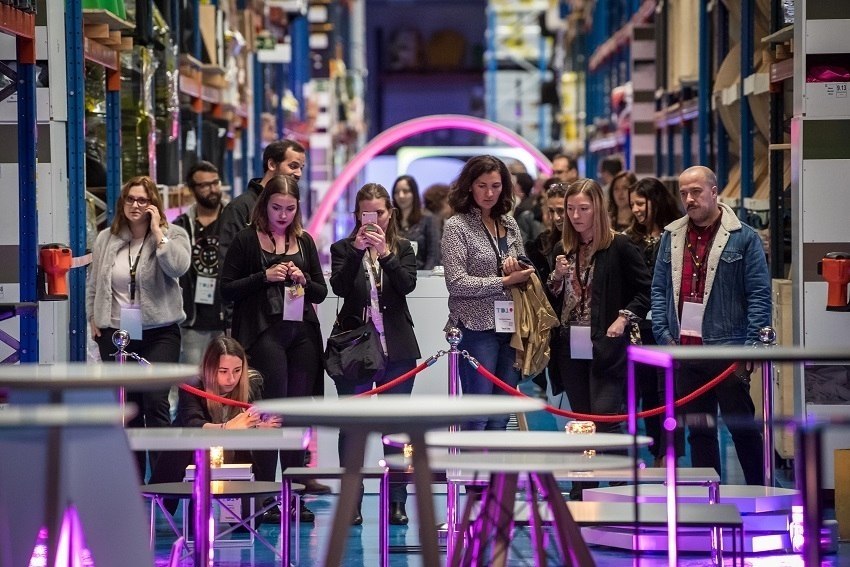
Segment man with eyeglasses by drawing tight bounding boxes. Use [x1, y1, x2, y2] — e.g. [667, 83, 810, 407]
[172, 160, 226, 364]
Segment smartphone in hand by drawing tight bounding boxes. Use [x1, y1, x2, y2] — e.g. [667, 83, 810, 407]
[361, 211, 378, 232]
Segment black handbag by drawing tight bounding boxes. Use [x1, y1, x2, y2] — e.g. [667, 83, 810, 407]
[324, 319, 386, 385]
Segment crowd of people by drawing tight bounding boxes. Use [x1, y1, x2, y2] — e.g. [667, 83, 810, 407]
[86, 142, 770, 530]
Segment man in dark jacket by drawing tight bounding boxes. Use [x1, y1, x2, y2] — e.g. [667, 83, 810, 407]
[173, 160, 225, 364]
[217, 139, 307, 263]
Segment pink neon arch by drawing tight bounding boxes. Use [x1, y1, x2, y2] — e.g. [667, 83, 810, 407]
[306, 114, 553, 234]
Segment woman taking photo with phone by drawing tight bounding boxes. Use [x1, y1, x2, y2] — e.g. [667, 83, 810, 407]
[441, 155, 534, 431]
[547, 178, 650, 499]
[220, 174, 327, 522]
[329, 182, 420, 526]
[87, 176, 190, 480]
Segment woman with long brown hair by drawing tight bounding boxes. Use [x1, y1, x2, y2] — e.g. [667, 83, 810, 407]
[442, 155, 534, 431]
[547, 178, 650, 500]
[86, 176, 190, 479]
[329, 182, 420, 526]
[220, 174, 327, 522]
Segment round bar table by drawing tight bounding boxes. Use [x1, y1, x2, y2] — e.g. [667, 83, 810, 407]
[0, 362, 197, 567]
[254, 395, 545, 567]
[386, 430, 652, 567]
[126, 427, 311, 566]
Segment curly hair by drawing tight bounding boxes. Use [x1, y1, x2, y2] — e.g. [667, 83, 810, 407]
[448, 155, 513, 218]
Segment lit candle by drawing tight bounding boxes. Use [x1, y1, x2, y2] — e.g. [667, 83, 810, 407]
[210, 446, 224, 468]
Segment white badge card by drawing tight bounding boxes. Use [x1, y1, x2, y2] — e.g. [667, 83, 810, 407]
[194, 276, 216, 305]
[680, 300, 705, 338]
[282, 285, 305, 321]
[494, 300, 516, 333]
[569, 324, 592, 359]
[119, 305, 143, 340]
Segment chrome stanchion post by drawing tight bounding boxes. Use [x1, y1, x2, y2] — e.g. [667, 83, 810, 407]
[112, 330, 130, 426]
[445, 327, 462, 560]
[758, 326, 777, 487]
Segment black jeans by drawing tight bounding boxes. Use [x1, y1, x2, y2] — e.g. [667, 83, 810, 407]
[335, 358, 417, 505]
[96, 323, 181, 481]
[675, 358, 764, 485]
[553, 332, 628, 497]
[247, 320, 322, 482]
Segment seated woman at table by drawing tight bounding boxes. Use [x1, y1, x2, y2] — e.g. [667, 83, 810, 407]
[150, 337, 280, 513]
[329, 182, 421, 526]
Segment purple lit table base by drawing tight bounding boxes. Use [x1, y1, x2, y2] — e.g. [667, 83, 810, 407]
[127, 427, 310, 567]
[387, 451, 632, 567]
[255, 395, 545, 567]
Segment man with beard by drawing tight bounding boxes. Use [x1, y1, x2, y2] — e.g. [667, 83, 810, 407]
[651, 165, 770, 485]
[173, 161, 227, 364]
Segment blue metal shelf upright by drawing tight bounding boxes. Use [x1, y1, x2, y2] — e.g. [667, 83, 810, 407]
[66, 0, 130, 360]
[0, 3, 38, 362]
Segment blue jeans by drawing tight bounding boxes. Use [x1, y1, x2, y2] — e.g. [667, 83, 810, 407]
[457, 327, 520, 430]
[335, 358, 416, 504]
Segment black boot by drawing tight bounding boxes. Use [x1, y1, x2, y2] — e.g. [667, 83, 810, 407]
[389, 502, 408, 525]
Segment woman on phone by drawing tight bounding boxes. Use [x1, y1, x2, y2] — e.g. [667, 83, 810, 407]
[329, 182, 420, 526]
[86, 176, 190, 480]
[220, 174, 327, 522]
[441, 155, 534, 431]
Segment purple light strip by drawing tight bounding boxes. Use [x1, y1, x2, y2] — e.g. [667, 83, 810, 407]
[627, 344, 678, 565]
[306, 114, 553, 235]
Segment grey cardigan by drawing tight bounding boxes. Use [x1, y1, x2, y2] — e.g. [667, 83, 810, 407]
[86, 224, 191, 330]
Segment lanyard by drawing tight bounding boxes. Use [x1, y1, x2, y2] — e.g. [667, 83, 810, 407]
[366, 252, 383, 295]
[574, 246, 595, 319]
[482, 218, 507, 276]
[128, 232, 149, 302]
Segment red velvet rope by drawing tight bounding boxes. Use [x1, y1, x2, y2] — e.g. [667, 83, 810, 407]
[178, 383, 251, 409]
[354, 361, 430, 397]
[474, 361, 739, 423]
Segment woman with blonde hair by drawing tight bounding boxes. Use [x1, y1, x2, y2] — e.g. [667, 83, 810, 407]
[547, 178, 651, 500]
[86, 175, 191, 479]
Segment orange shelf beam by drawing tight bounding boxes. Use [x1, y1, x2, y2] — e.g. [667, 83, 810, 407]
[0, 4, 35, 40]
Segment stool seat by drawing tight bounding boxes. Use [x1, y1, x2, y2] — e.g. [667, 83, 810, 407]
[387, 451, 633, 474]
[141, 481, 303, 499]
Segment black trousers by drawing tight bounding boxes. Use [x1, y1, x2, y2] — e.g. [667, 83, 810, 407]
[335, 358, 417, 505]
[553, 332, 628, 496]
[675, 358, 764, 485]
[96, 323, 181, 481]
[247, 320, 321, 482]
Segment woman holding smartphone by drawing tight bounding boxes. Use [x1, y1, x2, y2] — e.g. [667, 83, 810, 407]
[220, 174, 327, 522]
[86, 176, 190, 480]
[329, 182, 420, 526]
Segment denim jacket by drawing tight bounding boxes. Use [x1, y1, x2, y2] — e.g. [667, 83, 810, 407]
[651, 202, 771, 346]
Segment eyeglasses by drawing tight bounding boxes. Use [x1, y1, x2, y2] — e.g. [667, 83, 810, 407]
[192, 179, 221, 191]
[125, 196, 150, 207]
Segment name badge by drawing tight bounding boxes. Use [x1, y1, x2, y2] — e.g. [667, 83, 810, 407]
[283, 285, 305, 321]
[570, 324, 592, 359]
[119, 305, 143, 340]
[680, 300, 705, 338]
[194, 276, 216, 305]
[494, 300, 515, 333]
